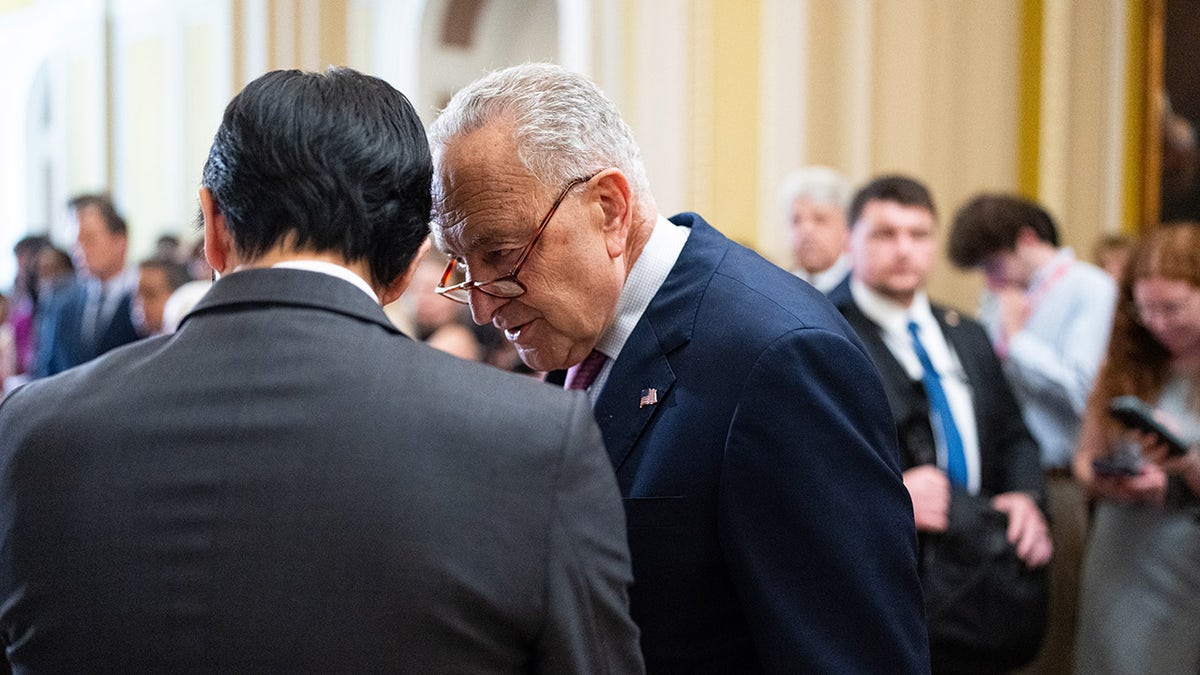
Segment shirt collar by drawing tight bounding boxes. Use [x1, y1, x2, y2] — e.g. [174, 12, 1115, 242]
[91, 269, 134, 296]
[795, 253, 851, 293]
[851, 277, 934, 337]
[594, 215, 690, 360]
[1027, 247, 1074, 293]
[270, 260, 379, 303]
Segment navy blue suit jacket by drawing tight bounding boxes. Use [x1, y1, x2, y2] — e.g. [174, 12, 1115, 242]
[43, 281, 140, 376]
[568, 213, 929, 673]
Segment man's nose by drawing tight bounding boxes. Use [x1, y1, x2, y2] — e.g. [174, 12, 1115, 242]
[468, 289, 508, 326]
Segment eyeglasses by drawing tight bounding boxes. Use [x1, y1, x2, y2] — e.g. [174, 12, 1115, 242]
[435, 174, 595, 304]
[1134, 291, 1200, 324]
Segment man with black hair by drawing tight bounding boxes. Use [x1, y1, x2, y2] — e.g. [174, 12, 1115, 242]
[0, 68, 641, 673]
[947, 193, 1116, 674]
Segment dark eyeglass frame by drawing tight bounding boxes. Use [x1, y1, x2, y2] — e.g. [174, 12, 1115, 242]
[435, 173, 596, 304]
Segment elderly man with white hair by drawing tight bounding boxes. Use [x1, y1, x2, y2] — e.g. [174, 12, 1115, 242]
[777, 165, 853, 294]
[427, 62, 928, 674]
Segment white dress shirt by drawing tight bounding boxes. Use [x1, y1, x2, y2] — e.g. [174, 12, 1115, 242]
[271, 260, 379, 303]
[852, 279, 982, 493]
[586, 215, 690, 404]
[793, 253, 851, 294]
[978, 248, 1115, 468]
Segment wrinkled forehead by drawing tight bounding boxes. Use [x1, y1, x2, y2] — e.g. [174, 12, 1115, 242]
[431, 128, 549, 257]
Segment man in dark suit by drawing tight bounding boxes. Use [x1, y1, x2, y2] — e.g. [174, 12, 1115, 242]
[428, 63, 928, 674]
[833, 175, 1051, 673]
[39, 194, 140, 377]
[0, 68, 642, 673]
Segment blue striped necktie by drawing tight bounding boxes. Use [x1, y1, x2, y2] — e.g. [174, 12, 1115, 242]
[907, 320, 967, 488]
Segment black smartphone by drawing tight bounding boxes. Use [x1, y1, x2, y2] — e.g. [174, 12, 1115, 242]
[1107, 396, 1190, 458]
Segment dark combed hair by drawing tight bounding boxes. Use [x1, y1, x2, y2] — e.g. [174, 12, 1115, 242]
[201, 67, 432, 288]
[947, 193, 1060, 268]
[68, 194, 127, 237]
[848, 174, 937, 228]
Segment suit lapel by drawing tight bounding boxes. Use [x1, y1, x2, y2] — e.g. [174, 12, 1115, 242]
[933, 307, 979, 400]
[591, 212, 718, 471]
[934, 307, 988, 448]
[839, 301, 926, 427]
[593, 322, 677, 470]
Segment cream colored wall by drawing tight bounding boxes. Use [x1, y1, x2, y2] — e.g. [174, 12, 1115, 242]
[1, 0, 1143, 311]
[675, 0, 1129, 313]
[0, 0, 108, 288]
[108, 0, 232, 261]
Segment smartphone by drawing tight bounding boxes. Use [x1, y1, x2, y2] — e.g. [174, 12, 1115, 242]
[1107, 396, 1190, 458]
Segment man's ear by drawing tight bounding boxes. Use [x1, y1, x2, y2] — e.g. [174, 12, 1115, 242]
[592, 169, 633, 259]
[378, 237, 432, 306]
[199, 188, 233, 274]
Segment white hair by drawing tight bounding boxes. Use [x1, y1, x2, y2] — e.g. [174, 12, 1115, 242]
[776, 166, 852, 223]
[428, 63, 650, 199]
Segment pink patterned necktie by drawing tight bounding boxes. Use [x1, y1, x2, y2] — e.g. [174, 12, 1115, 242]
[564, 349, 608, 391]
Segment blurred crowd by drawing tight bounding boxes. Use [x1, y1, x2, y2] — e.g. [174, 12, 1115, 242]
[0, 77, 1195, 667]
[778, 164, 1199, 674]
[0, 194, 532, 397]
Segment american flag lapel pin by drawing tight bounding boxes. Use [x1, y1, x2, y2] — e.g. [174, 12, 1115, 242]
[639, 388, 658, 408]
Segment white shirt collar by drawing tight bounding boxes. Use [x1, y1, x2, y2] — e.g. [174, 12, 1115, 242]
[594, 215, 690, 361]
[582, 215, 689, 404]
[850, 277, 934, 338]
[91, 269, 135, 296]
[270, 260, 379, 303]
[794, 253, 851, 293]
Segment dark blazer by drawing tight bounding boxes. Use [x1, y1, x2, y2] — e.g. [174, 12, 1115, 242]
[836, 295, 1045, 674]
[42, 280, 140, 376]
[825, 274, 851, 306]
[552, 214, 929, 674]
[836, 297, 1043, 498]
[0, 268, 642, 674]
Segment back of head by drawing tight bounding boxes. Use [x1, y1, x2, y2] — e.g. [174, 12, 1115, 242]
[947, 194, 1059, 268]
[848, 174, 936, 226]
[201, 68, 432, 288]
[428, 62, 650, 199]
[777, 166, 852, 222]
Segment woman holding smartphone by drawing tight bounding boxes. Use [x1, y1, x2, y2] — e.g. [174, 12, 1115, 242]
[1072, 222, 1200, 674]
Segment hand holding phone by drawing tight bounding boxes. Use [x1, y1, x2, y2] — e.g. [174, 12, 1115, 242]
[1107, 396, 1190, 458]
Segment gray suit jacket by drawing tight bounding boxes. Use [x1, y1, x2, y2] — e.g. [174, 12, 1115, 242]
[0, 268, 642, 674]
